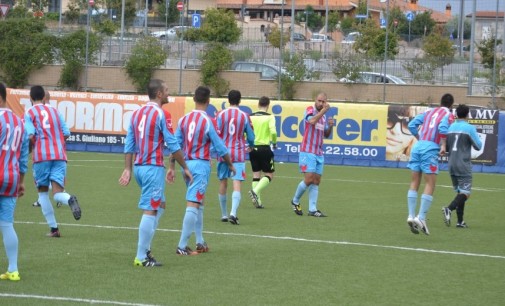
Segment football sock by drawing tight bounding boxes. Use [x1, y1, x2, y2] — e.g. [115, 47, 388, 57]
[449, 193, 467, 211]
[148, 207, 165, 250]
[308, 184, 319, 212]
[0, 221, 18, 272]
[53, 192, 71, 205]
[456, 201, 466, 224]
[230, 191, 241, 217]
[407, 190, 418, 218]
[218, 194, 227, 218]
[252, 178, 260, 191]
[136, 215, 155, 261]
[178, 207, 198, 249]
[418, 194, 433, 221]
[195, 206, 205, 245]
[38, 192, 57, 228]
[293, 181, 308, 204]
[254, 176, 271, 194]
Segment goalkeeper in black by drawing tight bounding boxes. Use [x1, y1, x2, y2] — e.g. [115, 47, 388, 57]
[442, 104, 482, 228]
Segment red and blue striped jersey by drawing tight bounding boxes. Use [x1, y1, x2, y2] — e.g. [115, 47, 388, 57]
[0, 108, 29, 197]
[25, 104, 70, 163]
[176, 110, 228, 161]
[124, 102, 180, 166]
[216, 107, 255, 162]
[408, 107, 454, 146]
[300, 106, 327, 156]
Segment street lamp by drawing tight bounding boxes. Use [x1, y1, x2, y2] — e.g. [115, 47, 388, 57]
[84, 0, 94, 92]
[380, 0, 389, 103]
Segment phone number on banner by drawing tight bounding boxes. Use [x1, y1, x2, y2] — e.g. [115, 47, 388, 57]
[283, 143, 384, 158]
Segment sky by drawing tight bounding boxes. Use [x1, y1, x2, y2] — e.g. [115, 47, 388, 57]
[420, 0, 502, 15]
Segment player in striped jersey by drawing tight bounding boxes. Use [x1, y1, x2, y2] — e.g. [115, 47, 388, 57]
[119, 79, 191, 267]
[406, 93, 455, 235]
[0, 83, 29, 281]
[248, 96, 277, 209]
[291, 92, 334, 217]
[442, 104, 482, 228]
[24, 86, 81, 238]
[173, 86, 235, 255]
[216, 90, 255, 225]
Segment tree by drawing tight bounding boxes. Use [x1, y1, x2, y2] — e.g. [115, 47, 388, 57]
[156, 0, 179, 24]
[124, 37, 167, 92]
[445, 16, 471, 41]
[410, 11, 436, 37]
[477, 36, 503, 70]
[0, 19, 56, 88]
[58, 30, 102, 90]
[354, 19, 399, 60]
[326, 11, 339, 33]
[422, 33, 455, 84]
[102, 0, 137, 27]
[267, 26, 289, 49]
[199, 8, 241, 95]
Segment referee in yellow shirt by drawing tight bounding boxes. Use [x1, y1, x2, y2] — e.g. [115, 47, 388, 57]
[248, 96, 277, 208]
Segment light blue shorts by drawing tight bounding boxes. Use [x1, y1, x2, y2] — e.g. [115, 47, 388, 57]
[217, 162, 246, 181]
[408, 144, 440, 174]
[299, 152, 324, 175]
[33, 160, 67, 188]
[134, 165, 165, 211]
[185, 160, 211, 204]
[451, 175, 473, 195]
[0, 196, 16, 223]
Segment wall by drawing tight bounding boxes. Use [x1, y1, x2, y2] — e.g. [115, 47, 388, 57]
[24, 65, 499, 108]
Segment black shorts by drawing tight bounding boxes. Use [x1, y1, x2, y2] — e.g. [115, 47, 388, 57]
[249, 145, 275, 173]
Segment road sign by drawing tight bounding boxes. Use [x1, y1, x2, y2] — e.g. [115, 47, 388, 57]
[355, 14, 367, 19]
[177, 1, 184, 12]
[192, 13, 201, 28]
[0, 4, 10, 16]
[380, 18, 386, 27]
[406, 11, 414, 22]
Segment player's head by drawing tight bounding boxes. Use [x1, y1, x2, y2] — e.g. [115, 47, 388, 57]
[440, 93, 454, 108]
[456, 104, 470, 119]
[30, 85, 45, 102]
[314, 92, 327, 111]
[228, 90, 241, 106]
[43, 89, 51, 104]
[0, 82, 6, 105]
[147, 79, 168, 104]
[258, 96, 270, 108]
[194, 86, 210, 105]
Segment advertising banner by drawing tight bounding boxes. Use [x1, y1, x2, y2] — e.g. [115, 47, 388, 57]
[6, 89, 498, 165]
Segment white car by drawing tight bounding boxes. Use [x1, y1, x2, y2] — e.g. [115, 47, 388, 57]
[342, 32, 360, 44]
[310, 33, 333, 42]
[340, 72, 406, 84]
[150, 26, 191, 40]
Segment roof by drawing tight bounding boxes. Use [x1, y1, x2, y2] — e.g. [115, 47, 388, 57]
[465, 11, 505, 19]
[364, 0, 450, 23]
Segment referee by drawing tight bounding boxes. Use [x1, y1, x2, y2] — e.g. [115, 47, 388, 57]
[248, 96, 277, 208]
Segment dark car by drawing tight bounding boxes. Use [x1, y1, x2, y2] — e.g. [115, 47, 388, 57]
[292, 33, 306, 41]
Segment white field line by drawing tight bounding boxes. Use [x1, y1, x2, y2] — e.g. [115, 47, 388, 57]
[15, 221, 505, 260]
[68, 160, 505, 193]
[0, 293, 159, 306]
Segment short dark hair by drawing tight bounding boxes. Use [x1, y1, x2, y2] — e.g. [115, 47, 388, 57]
[194, 86, 210, 104]
[0, 82, 6, 102]
[456, 104, 470, 119]
[147, 79, 164, 100]
[228, 90, 241, 105]
[30, 85, 45, 101]
[258, 96, 270, 108]
[440, 93, 454, 108]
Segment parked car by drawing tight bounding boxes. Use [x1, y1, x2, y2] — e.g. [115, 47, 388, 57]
[310, 33, 333, 42]
[340, 72, 406, 84]
[342, 32, 360, 44]
[292, 33, 306, 41]
[150, 26, 191, 40]
[231, 61, 286, 80]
